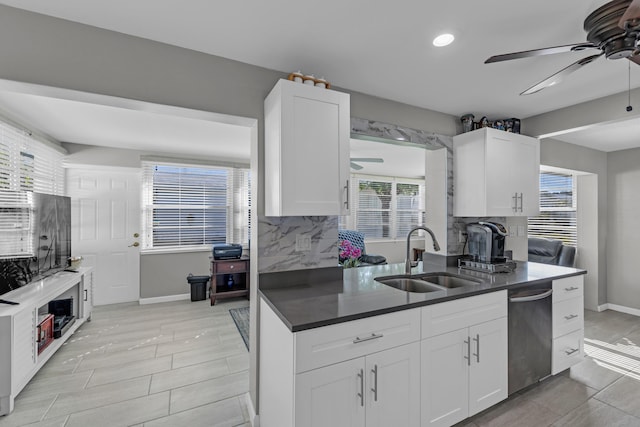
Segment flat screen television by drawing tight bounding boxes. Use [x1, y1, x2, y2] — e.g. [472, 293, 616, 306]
[0, 191, 71, 297]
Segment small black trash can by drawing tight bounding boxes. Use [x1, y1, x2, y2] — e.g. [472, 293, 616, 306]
[187, 274, 210, 302]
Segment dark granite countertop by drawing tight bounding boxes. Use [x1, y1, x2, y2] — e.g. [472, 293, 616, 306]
[258, 258, 586, 332]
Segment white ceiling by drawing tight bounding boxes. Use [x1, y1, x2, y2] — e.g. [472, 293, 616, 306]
[0, 0, 640, 153]
[349, 139, 425, 179]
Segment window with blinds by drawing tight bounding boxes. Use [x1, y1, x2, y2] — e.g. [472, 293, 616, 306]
[0, 121, 65, 195]
[340, 175, 425, 240]
[528, 171, 577, 247]
[0, 191, 34, 259]
[141, 161, 251, 250]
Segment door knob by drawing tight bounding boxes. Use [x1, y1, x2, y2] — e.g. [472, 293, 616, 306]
[129, 242, 140, 247]
[133, 233, 140, 238]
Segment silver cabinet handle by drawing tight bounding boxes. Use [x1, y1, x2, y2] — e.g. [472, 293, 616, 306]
[371, 364, 378, 402]
[509, 289, 553, 302]
[512, 192, 518, 212]
[84, 289, 88, 302]
[564, 286, 579, 292]
[472, 334, 480, 363]
[353, 333, 383, 344]
[344, 179, 349, 210]
[564, 314, 578, 320]
[518, 193, 523, 212]
[464, 337, 471, 366]
[565, 348, 580, 356]
[357, 369, 364, 407]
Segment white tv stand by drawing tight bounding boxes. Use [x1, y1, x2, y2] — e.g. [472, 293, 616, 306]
[0, 267, 93, 416]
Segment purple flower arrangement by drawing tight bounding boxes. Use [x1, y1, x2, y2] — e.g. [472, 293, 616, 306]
[339, 240, 361, 268]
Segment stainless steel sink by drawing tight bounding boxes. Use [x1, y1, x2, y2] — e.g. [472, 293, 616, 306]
[375, 272, 481, 293]
[413, 272, 482, 289]
[375, 277, 446, 293]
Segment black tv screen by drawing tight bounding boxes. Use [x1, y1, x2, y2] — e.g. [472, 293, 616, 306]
[0, 192, 71, 297]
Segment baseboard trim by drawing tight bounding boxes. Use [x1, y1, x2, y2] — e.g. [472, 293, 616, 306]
[604, 303, 640, 317]
[597, 303, 609, 312]
[244, 392, 259, 426]
[139, 293, 191, 305]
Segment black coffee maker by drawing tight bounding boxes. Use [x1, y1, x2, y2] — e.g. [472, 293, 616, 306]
[466, 222, 508, 263]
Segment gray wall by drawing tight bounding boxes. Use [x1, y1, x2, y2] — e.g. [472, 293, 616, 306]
[537, 138, 608, 308]
[606, 148, 640, 309]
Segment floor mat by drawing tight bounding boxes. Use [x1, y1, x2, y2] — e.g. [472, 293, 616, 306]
[229, 306, 249, 351]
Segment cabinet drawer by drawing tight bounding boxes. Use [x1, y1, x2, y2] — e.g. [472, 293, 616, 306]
[552, 276, 583, 303]
[214, 260, 248, 274]
[421, 290, 507, 339]
[553, 297, 583, 339]
[294, 308, 420, 373]
[552, 329, 583, 375]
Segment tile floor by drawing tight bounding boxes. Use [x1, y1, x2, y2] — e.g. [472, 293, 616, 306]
[3, 301, 640, 426]
[0, 298, 251, 427]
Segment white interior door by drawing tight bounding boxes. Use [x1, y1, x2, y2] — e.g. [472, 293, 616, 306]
[66, 168, 141, 305]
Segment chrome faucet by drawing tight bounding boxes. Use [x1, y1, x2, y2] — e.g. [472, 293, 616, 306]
[406, 226, 441, 274]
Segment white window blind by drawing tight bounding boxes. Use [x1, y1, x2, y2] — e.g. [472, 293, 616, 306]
[0, 190, 34, 259]
[340, 175, 425, 240]
[528, 171, 577, 247]
[141, 161, 250, 250]
[0, 121, 65, 195]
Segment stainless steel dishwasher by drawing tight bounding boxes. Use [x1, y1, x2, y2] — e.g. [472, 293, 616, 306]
[508, 281, 553, 395]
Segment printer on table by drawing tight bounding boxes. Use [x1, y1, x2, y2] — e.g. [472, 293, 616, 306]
[212, 243, 243, 260]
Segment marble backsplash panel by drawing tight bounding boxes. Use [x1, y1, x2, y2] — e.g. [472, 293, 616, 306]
[258, 215, 339, 273]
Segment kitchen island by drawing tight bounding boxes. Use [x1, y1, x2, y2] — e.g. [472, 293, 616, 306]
[258, 260, 586, 427]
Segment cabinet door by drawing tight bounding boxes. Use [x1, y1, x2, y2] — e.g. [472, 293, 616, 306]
[508, 135, 539, 216]
[485, 133, 523, 216]
[295, 358, 365, 427]
[421, 328, 470, 427]
[266, 79, 350, 216]
[468, 317, 508, 416]
[12, 307, 37, 394]
[366, 342, 420, 427]
[82, 271, 93, 321]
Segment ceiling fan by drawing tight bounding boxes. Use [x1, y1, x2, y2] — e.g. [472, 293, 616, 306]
[486, 0, 640, 95]
[350, 157, 383, 170]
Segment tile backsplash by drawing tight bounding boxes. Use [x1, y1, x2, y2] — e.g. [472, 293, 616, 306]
[257, 215, 338, 273]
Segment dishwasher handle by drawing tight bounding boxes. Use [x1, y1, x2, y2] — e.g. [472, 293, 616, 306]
[509, 289, 553, 303]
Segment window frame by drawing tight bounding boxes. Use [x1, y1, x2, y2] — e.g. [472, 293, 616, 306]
[141, 160, 251, 252]
[528, 169, 577, 247]
[340, 173, 425, 241]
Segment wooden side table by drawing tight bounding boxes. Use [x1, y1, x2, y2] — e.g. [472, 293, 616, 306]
[210, 257, 250, 305]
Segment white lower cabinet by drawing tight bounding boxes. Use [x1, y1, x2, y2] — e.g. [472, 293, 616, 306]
[421, 291, 508, 427]
[551, 275, 584, 374]
[295, 342, 420, 427]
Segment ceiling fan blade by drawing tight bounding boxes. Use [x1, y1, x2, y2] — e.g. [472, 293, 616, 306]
[619, 0, 640, 29]
[350, 162, 363, 170]
[521, 53, 603, 95]
[350, 157, 383, 163]
[485, 43, 598, 64]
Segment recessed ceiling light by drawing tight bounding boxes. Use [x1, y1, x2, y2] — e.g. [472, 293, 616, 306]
[433, 33, 455, 47]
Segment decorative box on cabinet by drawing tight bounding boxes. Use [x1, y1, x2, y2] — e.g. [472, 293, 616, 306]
[551, 275, 584, 374]
[210, 258, 249, 305]
[259, 299, 421, 427]
[453, 127, 540, 217]
[0, 268, 93, 415]
[264, 78, 350, 216]
[421, 291, 508, 427]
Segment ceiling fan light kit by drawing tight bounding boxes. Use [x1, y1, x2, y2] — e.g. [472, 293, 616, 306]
[486, 0, 640, 94]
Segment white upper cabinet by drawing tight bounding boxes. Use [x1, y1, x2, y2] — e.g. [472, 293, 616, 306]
[264, 79, 350, 216]
[453, 128, 540, 217]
